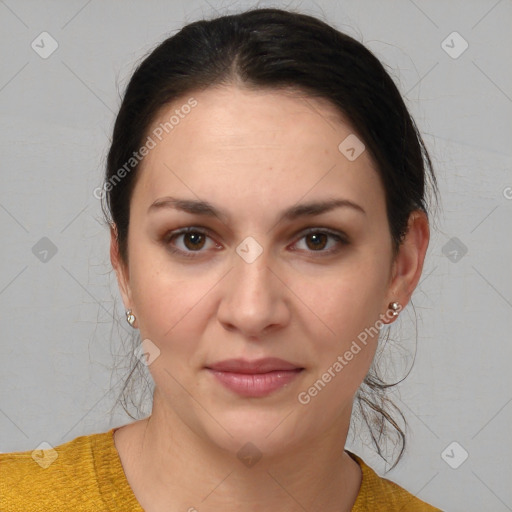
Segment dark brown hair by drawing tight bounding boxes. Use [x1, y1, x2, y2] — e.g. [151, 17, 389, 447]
[102, 7, 438, 470]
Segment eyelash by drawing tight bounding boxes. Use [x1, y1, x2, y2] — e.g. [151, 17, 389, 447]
[163, 226, 349, 259]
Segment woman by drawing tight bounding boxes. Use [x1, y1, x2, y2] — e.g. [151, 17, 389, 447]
[0, 8, 442, 511]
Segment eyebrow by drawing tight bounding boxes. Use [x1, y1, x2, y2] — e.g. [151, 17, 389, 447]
[148, 196, 366, 223]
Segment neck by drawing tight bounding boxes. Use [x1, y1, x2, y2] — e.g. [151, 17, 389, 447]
[124, 391, 361, 512]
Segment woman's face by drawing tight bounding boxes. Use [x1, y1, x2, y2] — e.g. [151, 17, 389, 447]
[113, 85, 415, 456]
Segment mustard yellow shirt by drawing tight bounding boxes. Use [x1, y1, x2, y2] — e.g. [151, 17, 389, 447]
[0, 428, 442, 511]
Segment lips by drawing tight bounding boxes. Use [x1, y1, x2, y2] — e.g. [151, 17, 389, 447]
[205, 358, 304, 398]
[206, 357, 301, 373]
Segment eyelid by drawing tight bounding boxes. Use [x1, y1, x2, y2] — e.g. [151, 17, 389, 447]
[293, 226, 349, 243]
[164, 225, 215, 241]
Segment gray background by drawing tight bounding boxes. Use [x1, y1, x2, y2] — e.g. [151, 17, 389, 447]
[1, 1, 511, 510]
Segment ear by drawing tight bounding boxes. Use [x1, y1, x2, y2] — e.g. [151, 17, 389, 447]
[385, 210, 430, 318]
[110, 224, 133, 313]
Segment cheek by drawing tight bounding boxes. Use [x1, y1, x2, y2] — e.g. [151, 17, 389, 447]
[134, 278, 206, 338]
[126, 253, 235, 383]
[297, 260, 388, 343]
[127, 245, 209, 346]
[295, 290, 383, 417]
[294, 258, 389, 392]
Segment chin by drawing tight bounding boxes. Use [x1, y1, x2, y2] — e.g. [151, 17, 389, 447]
[194, 404, 310, 460]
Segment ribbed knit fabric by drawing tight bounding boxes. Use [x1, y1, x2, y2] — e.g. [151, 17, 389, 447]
[0, 428, 441, 511]
[349, 453, 442, 511]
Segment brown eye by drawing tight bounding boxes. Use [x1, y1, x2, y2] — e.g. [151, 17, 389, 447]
[183, 232, 206, 251]
[292, 229, 348, 255]
[164, 227, 220, 259]
[305, 232, 328, 250]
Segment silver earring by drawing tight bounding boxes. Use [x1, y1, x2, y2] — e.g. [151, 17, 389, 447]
[388, 302, 401, 317]
[126, 309, 136, 327]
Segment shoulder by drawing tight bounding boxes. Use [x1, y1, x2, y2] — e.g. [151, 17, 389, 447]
[0, 429, 141, 512]
[349, 452, 443, 511]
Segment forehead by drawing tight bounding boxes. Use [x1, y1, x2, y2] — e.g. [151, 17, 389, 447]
[132, 85, 384, 217]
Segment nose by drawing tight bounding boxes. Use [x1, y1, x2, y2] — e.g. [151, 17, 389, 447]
[217, 246, 291, 339]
